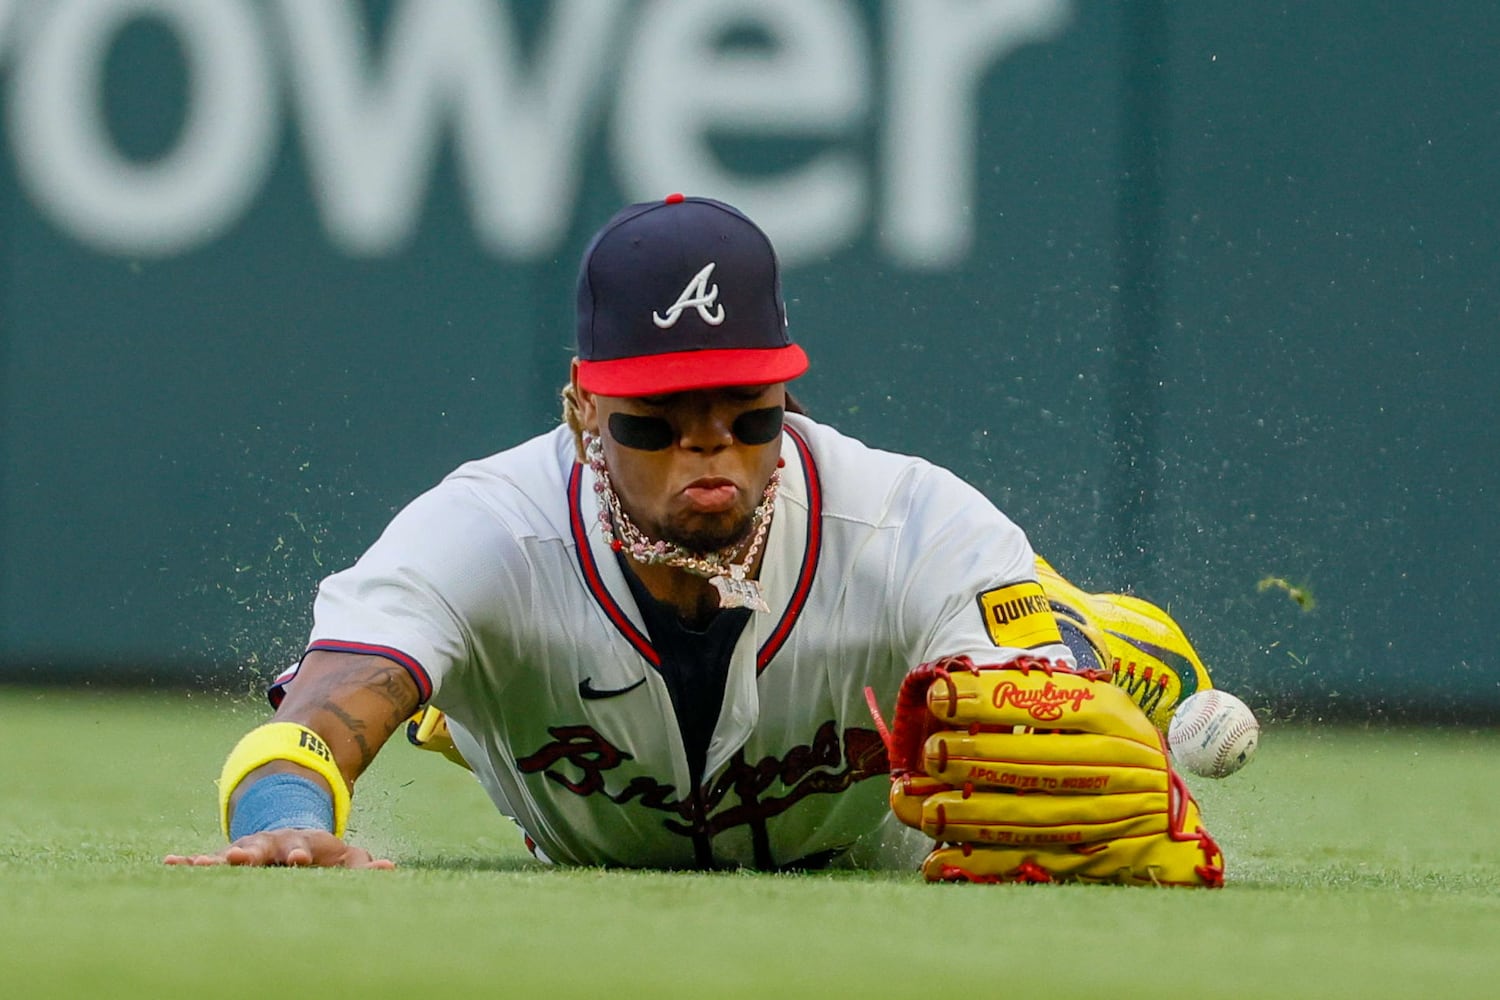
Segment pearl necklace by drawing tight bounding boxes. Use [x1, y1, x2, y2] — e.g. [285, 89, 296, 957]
[586, 433, 778, 613]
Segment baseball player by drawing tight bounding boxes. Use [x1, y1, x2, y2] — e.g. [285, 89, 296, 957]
[166, 195, 1223, 885]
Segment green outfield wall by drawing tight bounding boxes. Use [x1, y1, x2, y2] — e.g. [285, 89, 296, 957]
[1, 0, 1496, 720]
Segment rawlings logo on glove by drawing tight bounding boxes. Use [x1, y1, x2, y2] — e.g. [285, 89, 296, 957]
[872, 655, 1224, 888]
[986, 678, 1094, 721]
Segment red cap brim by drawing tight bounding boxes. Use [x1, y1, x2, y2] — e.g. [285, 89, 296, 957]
[576, 345, 808, 397]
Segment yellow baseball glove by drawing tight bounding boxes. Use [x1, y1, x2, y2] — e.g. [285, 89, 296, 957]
[883, 655, 1224, 887]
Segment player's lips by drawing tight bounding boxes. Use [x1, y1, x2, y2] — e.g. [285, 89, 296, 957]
[680, 478, 740, 513]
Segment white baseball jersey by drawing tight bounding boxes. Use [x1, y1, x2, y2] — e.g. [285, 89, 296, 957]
[277, 415, 1073, 869]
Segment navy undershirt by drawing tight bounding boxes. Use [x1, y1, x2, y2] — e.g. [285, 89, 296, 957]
[616, 553, 752, 787]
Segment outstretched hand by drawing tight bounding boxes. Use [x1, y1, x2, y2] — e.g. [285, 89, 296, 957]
[163, 829, 395, 870]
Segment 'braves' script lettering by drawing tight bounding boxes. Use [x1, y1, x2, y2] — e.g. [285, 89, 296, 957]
[516, 721, 889, 855]
[991, 680, 1094, 721]
[515, 724, 634, 796]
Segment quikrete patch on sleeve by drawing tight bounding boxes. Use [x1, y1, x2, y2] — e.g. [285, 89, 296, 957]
[976, 581, 1063, 649]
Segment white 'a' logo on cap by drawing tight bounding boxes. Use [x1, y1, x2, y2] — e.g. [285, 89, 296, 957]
[653, 263, 726, 328]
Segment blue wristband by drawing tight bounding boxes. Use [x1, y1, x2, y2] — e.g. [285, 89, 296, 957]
[228, 772, 336, 840]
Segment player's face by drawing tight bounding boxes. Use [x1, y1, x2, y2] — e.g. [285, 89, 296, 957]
[582, 381, 787, 553]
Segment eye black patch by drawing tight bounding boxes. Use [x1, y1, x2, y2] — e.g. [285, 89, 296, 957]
[731, 406, 784, 446]
[607, 412, 675, 451]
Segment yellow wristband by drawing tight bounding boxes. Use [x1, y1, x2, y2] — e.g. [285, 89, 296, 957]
[218, 723, 352, 839]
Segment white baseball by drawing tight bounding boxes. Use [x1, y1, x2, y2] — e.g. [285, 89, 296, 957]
[1167, 690, 1260, 778]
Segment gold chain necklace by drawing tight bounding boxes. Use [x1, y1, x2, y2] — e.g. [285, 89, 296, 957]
[586, 433, 778, 612]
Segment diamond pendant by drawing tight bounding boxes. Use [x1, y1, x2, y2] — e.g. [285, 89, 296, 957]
[711, 571, 771, 613]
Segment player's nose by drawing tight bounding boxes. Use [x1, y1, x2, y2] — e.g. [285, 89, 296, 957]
[676, 406, 734, 454]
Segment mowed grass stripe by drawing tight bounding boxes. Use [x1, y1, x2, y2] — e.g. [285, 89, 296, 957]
[1, 688, 1497, 998]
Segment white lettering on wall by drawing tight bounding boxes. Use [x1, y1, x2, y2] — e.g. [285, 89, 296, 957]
[611, 0, 869, 265]
[278, 0, 624, 256]
[8, 0, 276, 256]
[884, 0, 1071, 267]
[0, 1, 18, 56]
[0, 0, 1073, 268]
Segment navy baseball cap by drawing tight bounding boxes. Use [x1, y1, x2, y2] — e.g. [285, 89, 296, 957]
[575, 194, 808, 396]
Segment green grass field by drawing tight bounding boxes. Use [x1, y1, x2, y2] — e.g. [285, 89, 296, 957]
[2, 686, 1498, 998]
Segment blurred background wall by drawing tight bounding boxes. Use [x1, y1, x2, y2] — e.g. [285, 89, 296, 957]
[1, 0, 1495, 720]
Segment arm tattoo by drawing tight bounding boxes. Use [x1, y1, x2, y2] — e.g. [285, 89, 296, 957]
[279, 655, 421, 777]
[319, 697, 376, 772]
[366, 666, 420, 729]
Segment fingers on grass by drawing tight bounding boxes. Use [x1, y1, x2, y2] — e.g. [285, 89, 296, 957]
[162, 853, 227, 866]
[224, 843, 269, 866]
[164, 837, 396, 870]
